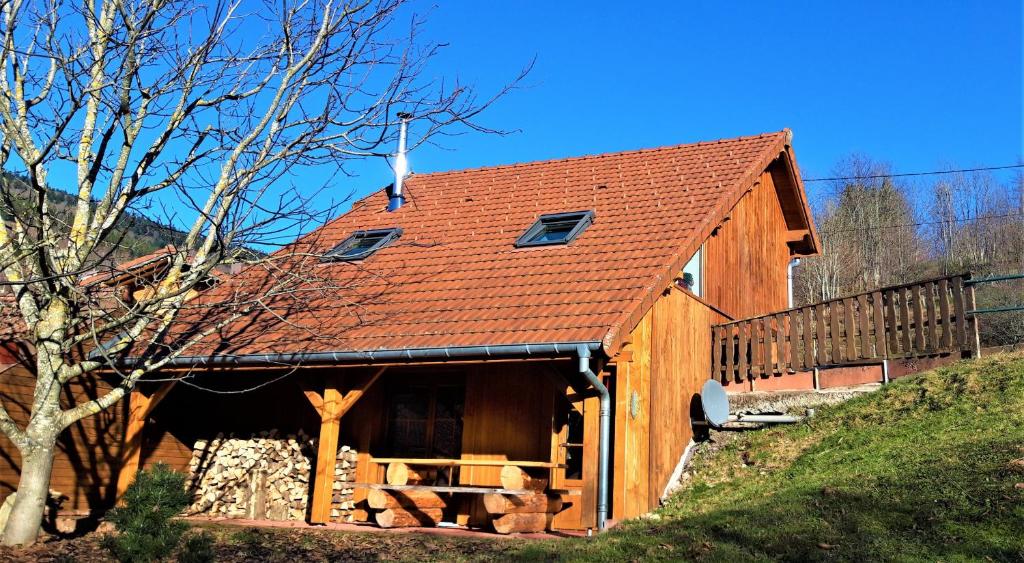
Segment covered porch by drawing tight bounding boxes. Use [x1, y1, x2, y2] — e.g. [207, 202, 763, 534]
[118, 356, 608, 534]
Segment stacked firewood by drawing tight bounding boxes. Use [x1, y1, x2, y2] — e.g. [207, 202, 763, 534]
[330, 446, 358, 522]
[185, 430, 357, 522]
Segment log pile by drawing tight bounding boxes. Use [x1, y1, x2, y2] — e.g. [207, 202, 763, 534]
[368, 462, 448, 528]
[488, 467, 559, 534]
[185, 430, 358, 523]
[366, 462, 562, 533]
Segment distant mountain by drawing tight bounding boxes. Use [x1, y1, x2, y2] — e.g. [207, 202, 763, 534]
[1, 172, 187, 265]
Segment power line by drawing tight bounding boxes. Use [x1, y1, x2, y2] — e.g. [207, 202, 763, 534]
[803, 163, 1024, 183]
[828, 211, 1024, 235]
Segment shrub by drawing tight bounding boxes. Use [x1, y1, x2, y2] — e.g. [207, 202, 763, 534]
[177, 531, 215, 563]
[102, 463, 191, 562]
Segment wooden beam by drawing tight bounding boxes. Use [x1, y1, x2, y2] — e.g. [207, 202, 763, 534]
[309, 367, 387, 524]
[370, 458, 563, 468]
[310, 375, 343, 524]
[298, 379, 325, 417]
[115, 381, 177, 500]
[337, 367, 385, 418]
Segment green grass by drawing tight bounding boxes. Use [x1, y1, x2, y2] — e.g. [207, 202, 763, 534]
[16, 354, 1019, 562]
[510, 352, 1024, 562]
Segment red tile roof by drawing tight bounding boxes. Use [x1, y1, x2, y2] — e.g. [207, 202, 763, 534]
[175, 130, 810, 358]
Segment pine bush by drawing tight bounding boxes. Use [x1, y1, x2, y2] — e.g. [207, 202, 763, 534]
[101, 463, 191, 562]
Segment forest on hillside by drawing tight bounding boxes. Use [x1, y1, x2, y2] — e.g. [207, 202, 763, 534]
[793, 156, 1024, 347]
[0, 172, 186, 267]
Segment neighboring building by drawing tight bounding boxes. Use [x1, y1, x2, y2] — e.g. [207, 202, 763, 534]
[2, 130, 819, 532]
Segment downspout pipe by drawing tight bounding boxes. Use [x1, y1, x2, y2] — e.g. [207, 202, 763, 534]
[787, 258, 801, 308]
[577, 344, 610, 531]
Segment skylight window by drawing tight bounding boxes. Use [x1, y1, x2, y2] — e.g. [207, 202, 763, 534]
[515, 211, 595, 247]
[323, 228, 402, 262]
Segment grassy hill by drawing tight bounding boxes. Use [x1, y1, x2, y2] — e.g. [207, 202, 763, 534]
[3, 353, 1021, 562]
[513, 352, 1024, 561]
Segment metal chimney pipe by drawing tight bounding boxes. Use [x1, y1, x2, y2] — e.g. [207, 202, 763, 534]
[388, 113, 411, 212]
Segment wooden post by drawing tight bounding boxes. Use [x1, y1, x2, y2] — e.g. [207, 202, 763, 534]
[310, 377, 343, 524]
[306, 367, 386, 524]
[115, 381, 177, 500]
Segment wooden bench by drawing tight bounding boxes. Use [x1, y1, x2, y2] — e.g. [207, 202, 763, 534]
[356, 458, 572, 533]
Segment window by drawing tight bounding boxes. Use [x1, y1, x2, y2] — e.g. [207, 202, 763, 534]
[322, 228, 402, 261]
[515, 211, 595, 247]
[681, 245, 703, 297]
[385, 382, 464, 460]
[563, 408, 584, 480]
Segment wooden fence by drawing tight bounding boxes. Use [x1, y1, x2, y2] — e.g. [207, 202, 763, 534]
[711, 274, 978, 383]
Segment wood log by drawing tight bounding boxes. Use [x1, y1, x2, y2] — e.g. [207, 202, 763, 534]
[386, 463, 437, 486]
[367, 489, 448, 510]
[374, 507, 444, 528]
[482, 493, 562, 515]
[499, 465, 548, 492]
[491, 512, 553, 534]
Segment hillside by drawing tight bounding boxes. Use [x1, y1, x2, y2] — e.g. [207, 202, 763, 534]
[1, 353, 1021, 562]
[0, 172, 185, 266]
[513, 352, 1024, 561]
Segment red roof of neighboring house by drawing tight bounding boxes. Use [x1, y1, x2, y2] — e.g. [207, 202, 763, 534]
[179, 130, 816, 359]
[0, 245, 182, 344]
[0, 291, 21, 343]
[80, 245, 177, 287]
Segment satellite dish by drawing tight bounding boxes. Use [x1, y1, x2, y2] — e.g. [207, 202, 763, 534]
[701, 379, 731, 428]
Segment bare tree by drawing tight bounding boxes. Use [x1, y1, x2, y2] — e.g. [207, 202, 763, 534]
[795, 155, 923, 304]
[0, 0, 524, 545]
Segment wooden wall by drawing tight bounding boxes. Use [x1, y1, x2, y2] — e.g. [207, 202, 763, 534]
[0, 362, 189, 514]
[611, 162, 798, 519]
[703, 165, 793, 320]
[458, 364, 557, 526]
[0, 362, 127, 513]
[611, 290, 711, 520]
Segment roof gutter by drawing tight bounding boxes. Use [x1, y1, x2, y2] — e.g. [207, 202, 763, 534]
[160, 341, 603, 367]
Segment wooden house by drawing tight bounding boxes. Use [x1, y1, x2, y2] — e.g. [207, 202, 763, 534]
[1, 130, 818, 533]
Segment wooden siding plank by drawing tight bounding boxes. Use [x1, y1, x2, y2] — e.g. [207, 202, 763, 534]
[951, 276, 966, 347]
[775, 313, 786, 373]
[938, 279, 953, 350]
[857, 294, 871, 359]
[751, 321, 762, 378]
[912, 285, 926, 353]
[816, 303, 828, 365]
[884, 289, 899, 355]
[724, 327, 735, 383]
[871, 291, 886, 358]
[802, 306, 814, 370]
[924, 281, 937, 352]
[843, 298, 857, 361]
[737, 321, 748, 383]
[900, 287, 913, 355]
[760, 317, 773, 377]
[712, 326, 723, 382]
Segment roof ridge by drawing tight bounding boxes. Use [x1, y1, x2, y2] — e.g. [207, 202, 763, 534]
[410, 130, 789, 179]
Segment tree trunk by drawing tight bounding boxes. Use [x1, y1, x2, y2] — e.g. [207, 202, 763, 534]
[2, 447, 55, 546]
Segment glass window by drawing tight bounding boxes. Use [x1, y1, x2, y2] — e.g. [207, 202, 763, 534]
[385, 383, 464, 460]
[564, 408, 584, 480]
[681, 245, 703, 297]
[323, 228, 402, 262]
[515, 211, 595, 247]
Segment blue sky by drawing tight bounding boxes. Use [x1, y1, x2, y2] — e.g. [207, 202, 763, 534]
[345, 0, 1022, 205]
